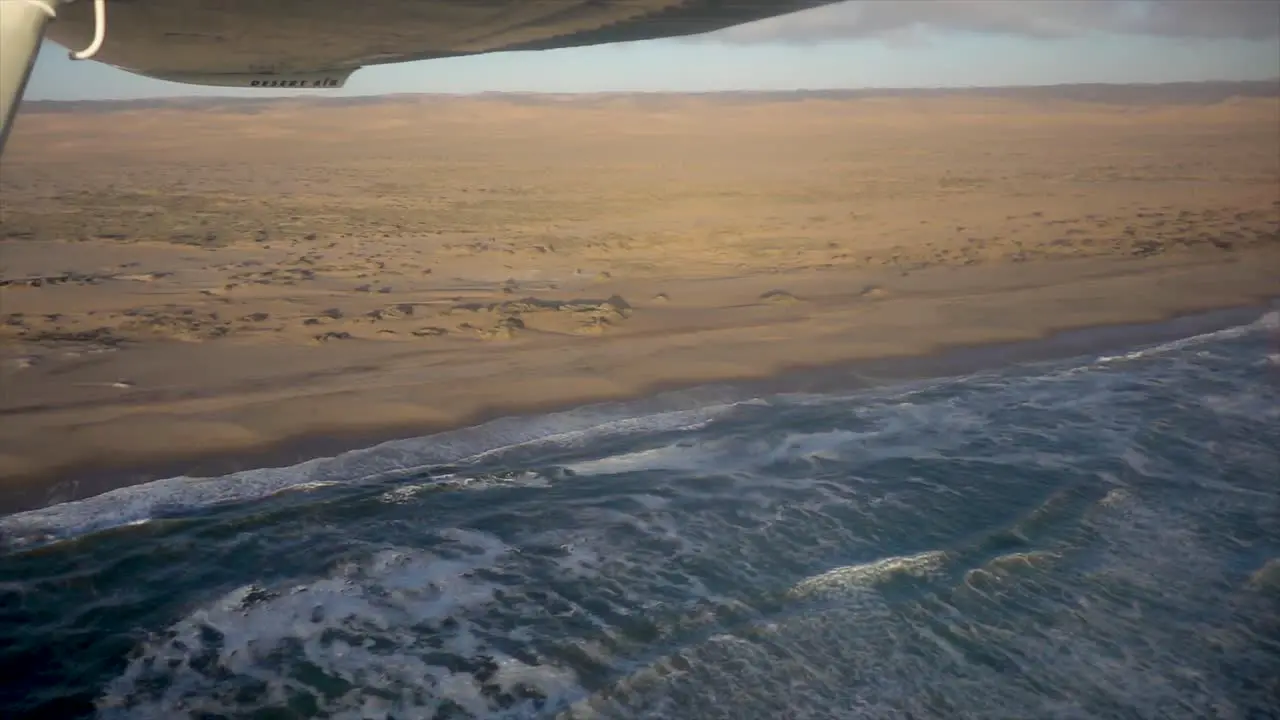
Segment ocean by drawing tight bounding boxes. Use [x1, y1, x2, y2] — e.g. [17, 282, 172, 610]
[2, 310, 1278, 719]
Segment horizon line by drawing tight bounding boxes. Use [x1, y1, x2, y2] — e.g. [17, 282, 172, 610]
[21, 77, 1280, 106]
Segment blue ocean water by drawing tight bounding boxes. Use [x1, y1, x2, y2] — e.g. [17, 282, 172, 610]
[1, 311, 1278, 719]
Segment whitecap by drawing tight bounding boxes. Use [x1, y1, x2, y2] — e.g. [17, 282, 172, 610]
[788, 550, 949, 599]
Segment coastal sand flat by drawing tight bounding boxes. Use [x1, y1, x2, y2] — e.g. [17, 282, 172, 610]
[1, 84, 1278, 505]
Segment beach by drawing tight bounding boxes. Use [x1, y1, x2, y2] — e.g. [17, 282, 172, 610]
[1, 83, 1278, 509]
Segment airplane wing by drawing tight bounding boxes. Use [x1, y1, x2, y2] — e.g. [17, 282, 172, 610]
[43, 0, 843, 88]
[0, 0, 843, 153]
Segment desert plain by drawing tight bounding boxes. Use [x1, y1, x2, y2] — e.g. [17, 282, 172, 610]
[1, 82, 1278, 509]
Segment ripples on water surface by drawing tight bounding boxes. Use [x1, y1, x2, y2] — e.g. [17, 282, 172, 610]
[2, 312, 1278, 719]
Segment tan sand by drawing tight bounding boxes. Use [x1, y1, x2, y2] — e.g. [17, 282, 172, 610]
[1, 85, 1278, 501]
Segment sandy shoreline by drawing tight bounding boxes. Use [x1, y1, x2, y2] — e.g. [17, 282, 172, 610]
[3, 297, 1275, 516]
[1, 85, 1278, 512]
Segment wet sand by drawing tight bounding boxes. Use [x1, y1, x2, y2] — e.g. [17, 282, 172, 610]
[1, 84, 1278, 510]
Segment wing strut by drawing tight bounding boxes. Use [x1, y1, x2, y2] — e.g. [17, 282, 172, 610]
[0, 0, 104, 156]
[0, 0, 54, 155]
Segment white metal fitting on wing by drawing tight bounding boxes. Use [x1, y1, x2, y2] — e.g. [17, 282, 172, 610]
[68, 0, 104, 59]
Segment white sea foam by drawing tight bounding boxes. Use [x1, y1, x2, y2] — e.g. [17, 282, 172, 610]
[97, 529, 583, 719]
[564, 400, 986, 480]
[561, 428, 878, 479]
[564, 444, 719, 477]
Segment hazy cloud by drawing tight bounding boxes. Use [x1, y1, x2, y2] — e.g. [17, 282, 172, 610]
[711, 0, 1280, 43]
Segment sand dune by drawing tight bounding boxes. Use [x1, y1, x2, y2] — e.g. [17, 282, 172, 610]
[1, 83, 1277, 507]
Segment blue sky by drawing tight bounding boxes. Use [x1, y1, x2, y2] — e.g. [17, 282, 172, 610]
[25, 1, 1280, 100]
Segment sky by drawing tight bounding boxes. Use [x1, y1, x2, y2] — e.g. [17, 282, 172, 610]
[25, 0, 1280, 100]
